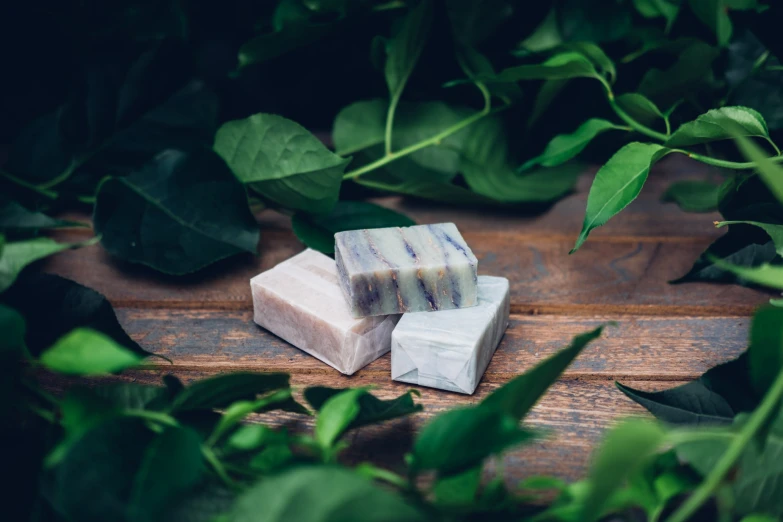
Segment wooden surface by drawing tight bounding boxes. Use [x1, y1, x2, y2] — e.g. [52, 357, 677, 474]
[39, 155, 768, 484]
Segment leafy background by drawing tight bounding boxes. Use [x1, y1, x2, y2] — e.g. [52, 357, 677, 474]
[4, 0, 783, 521]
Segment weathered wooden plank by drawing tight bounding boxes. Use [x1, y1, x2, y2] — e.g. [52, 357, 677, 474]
[37, 369, 675, 483]
[116, 309, 746, 381]
[40, 235, 768, 314]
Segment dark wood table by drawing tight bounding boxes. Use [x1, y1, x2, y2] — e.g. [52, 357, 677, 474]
[40, 155, 768, 483]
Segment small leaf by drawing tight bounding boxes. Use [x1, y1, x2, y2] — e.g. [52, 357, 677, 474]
[385, 0, 433, 103]
[615, 93, 666, 128]
[39, 328, 143, 375]
[666, 106, 773, 148]
[228, 466, 425, 522]
[0, 197, 87, 233]
[522, 118, 627, 169]
[580, 420, 666, 521]
[490, 52, 600, 82]
[170, 372, 291, 412]
[482, 326, 606, 420]
[572, 143, 669, 252]
[215, 113, 349, 214]
[748, 306, 783, 396]
[716, 221, 783, 255]
[305, 386, 421, 430]
[0, 237, 95, 292]
[292, 201, 415, 254]
[314, 387, 366, 448]
[94, 148, 259, 275]
[662, 181, 721, 212]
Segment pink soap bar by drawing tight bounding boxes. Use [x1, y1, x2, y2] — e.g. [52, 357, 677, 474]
[250, 249, 399, 375]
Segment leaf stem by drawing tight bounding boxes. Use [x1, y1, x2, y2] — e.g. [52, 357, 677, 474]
[673, 149, 783, 170]
[385, 96, 400, 156]
[608, 98, 669, 142]
[0, 169, 58, 199]
[122, 409, 180, 427]
[343, 82, 495, 181]
[665, 367, 783, 522]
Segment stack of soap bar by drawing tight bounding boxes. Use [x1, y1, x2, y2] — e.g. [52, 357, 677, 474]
[391, 276, 510, 394]
[250, 249, 399, 375]
[334, 223, 478, 318]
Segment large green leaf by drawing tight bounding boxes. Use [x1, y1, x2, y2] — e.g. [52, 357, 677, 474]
[1, 273, 149, 358]
[229, 466, 425, 522]
[385, 0, 433, 105]
[662, 181, 721, 213]
[39, 328, 144, 375]
[666, 106, 774, 149]
[49, 418, 204, 522]
[292, 201, 415, 254]
[572, 143, 670, 252]
[489, 52, 601, 82]
[522, 118, 627, 169]
[170, 372, 291, 412]
[215, 113, 349, 213]
[94, 148, 259, 275]
[0, 237, 94, 292]
[305, 387, 422, 431]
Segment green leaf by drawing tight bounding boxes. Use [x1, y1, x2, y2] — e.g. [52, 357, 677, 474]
[522, 118, 628, 169]
[0, 197, 87, 233]
[460, 116, 582, 202]
[170, 372, 291, 412]
[385, 0, 433, 103]
[662, 181, 721, 212]
[633, 0, 680, 28]
[432, 466, 482, 506]
[228, 466, 425, 522]
[292, 201, 415, 254]
[748, 307, 783, 397]
[580, 420, 666, 521]
[490, 52, 601, 82]
[717, 221, 783, 255]
[557, 0, 633, 42]
[563, 42, 616, 83]
[517, 8, 561, 53]
[209, 389, 304, 444]
[528, 78, 570, 129]
[0, 236, 94, 293]
[333, 100, 387, 156]
[314, 387, 366, 448]
[455, 45, 523, 103]
[215, 113, 349, 213]
[0, 303, 25, 359]
[305, 386, 422, 430]
[93, 382, 172, 411]
[666, 106, 773, 149]
[688, 0, 733, 46]
[733, 133, 783, 204]
[712, 258, 783, 289]
[50, 418, 204, 522]
[39, 328, 144, 375]
[412, 406, 534, 474]
[639, 39, 719, 107]
[94, 148, 259, 275]
[1, 273, 150, 358]
[482, 326, 606, 420]
[615, 93, 666, 129]
[572, 143, 669, 252]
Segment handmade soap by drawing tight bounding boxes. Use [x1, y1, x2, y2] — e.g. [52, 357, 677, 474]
[334, 223, 478, 318]
[391, 276, 510, 394]
[250, 249, 399, 375]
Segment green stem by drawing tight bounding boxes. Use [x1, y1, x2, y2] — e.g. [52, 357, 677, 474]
[385, 95, 400, 156]
[344, 82, 494, 181]
[202, 446, 239, 489]
[665, 367, 783, 522]
[122, 409, 179, 428]
[0, 169, 58, 199]
[608, 98, 669, 142]
[673, 149, 783, 170]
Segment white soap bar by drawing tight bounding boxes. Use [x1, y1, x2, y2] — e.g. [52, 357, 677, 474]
[391, 276, 510, 394]
[250, 249, 400, 375]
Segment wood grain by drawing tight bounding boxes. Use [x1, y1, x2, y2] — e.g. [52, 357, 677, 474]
[116, 309, 748, 381]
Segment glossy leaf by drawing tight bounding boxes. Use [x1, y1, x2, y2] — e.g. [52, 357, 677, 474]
[385, 0, 433, 104]
[662, 181, 721, 212]
[305, 386, 422, 430]
[314, 388, 366, 448]
[229, 466, 425, 522]
[666, 106, 773, 148]
[94, 148, 259, 275]
[0, 273, 149, 358]
[615, 93, 666, 128]
[712, 258, 783, 289]
[292, 201, 415, 254]
[170, 372, 291, 412]
[39, 328, 143, 375]
[573, 143, 669, 252]
[215, 113, 349, 214]
[490, 52, 601, 82]
[0, 237, 95, 293]
[522, 118, 627, 169]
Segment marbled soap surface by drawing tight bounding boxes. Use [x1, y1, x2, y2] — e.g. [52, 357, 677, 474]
[335, 223, 478, 318]
[250, 249, 399, 375]
[391, 276, 510, 394]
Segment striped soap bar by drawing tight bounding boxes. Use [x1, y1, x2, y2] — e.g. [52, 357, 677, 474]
[250, 249, 399, 375]
[334, 223, 478, 318]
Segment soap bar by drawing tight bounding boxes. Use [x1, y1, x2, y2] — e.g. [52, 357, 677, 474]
[334, 223, 478, 318]
[391, 276, 510, 394]
[250, 249, 400, 375]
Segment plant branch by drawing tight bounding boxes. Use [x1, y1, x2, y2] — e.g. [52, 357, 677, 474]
[665, 367, 783, 522]
[608, 98, 669, 142]
[344, 82, 495, 181]
[385, 95, 400, 156]
[0, 169, 58, 199]
[673, 149, 783, 169]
